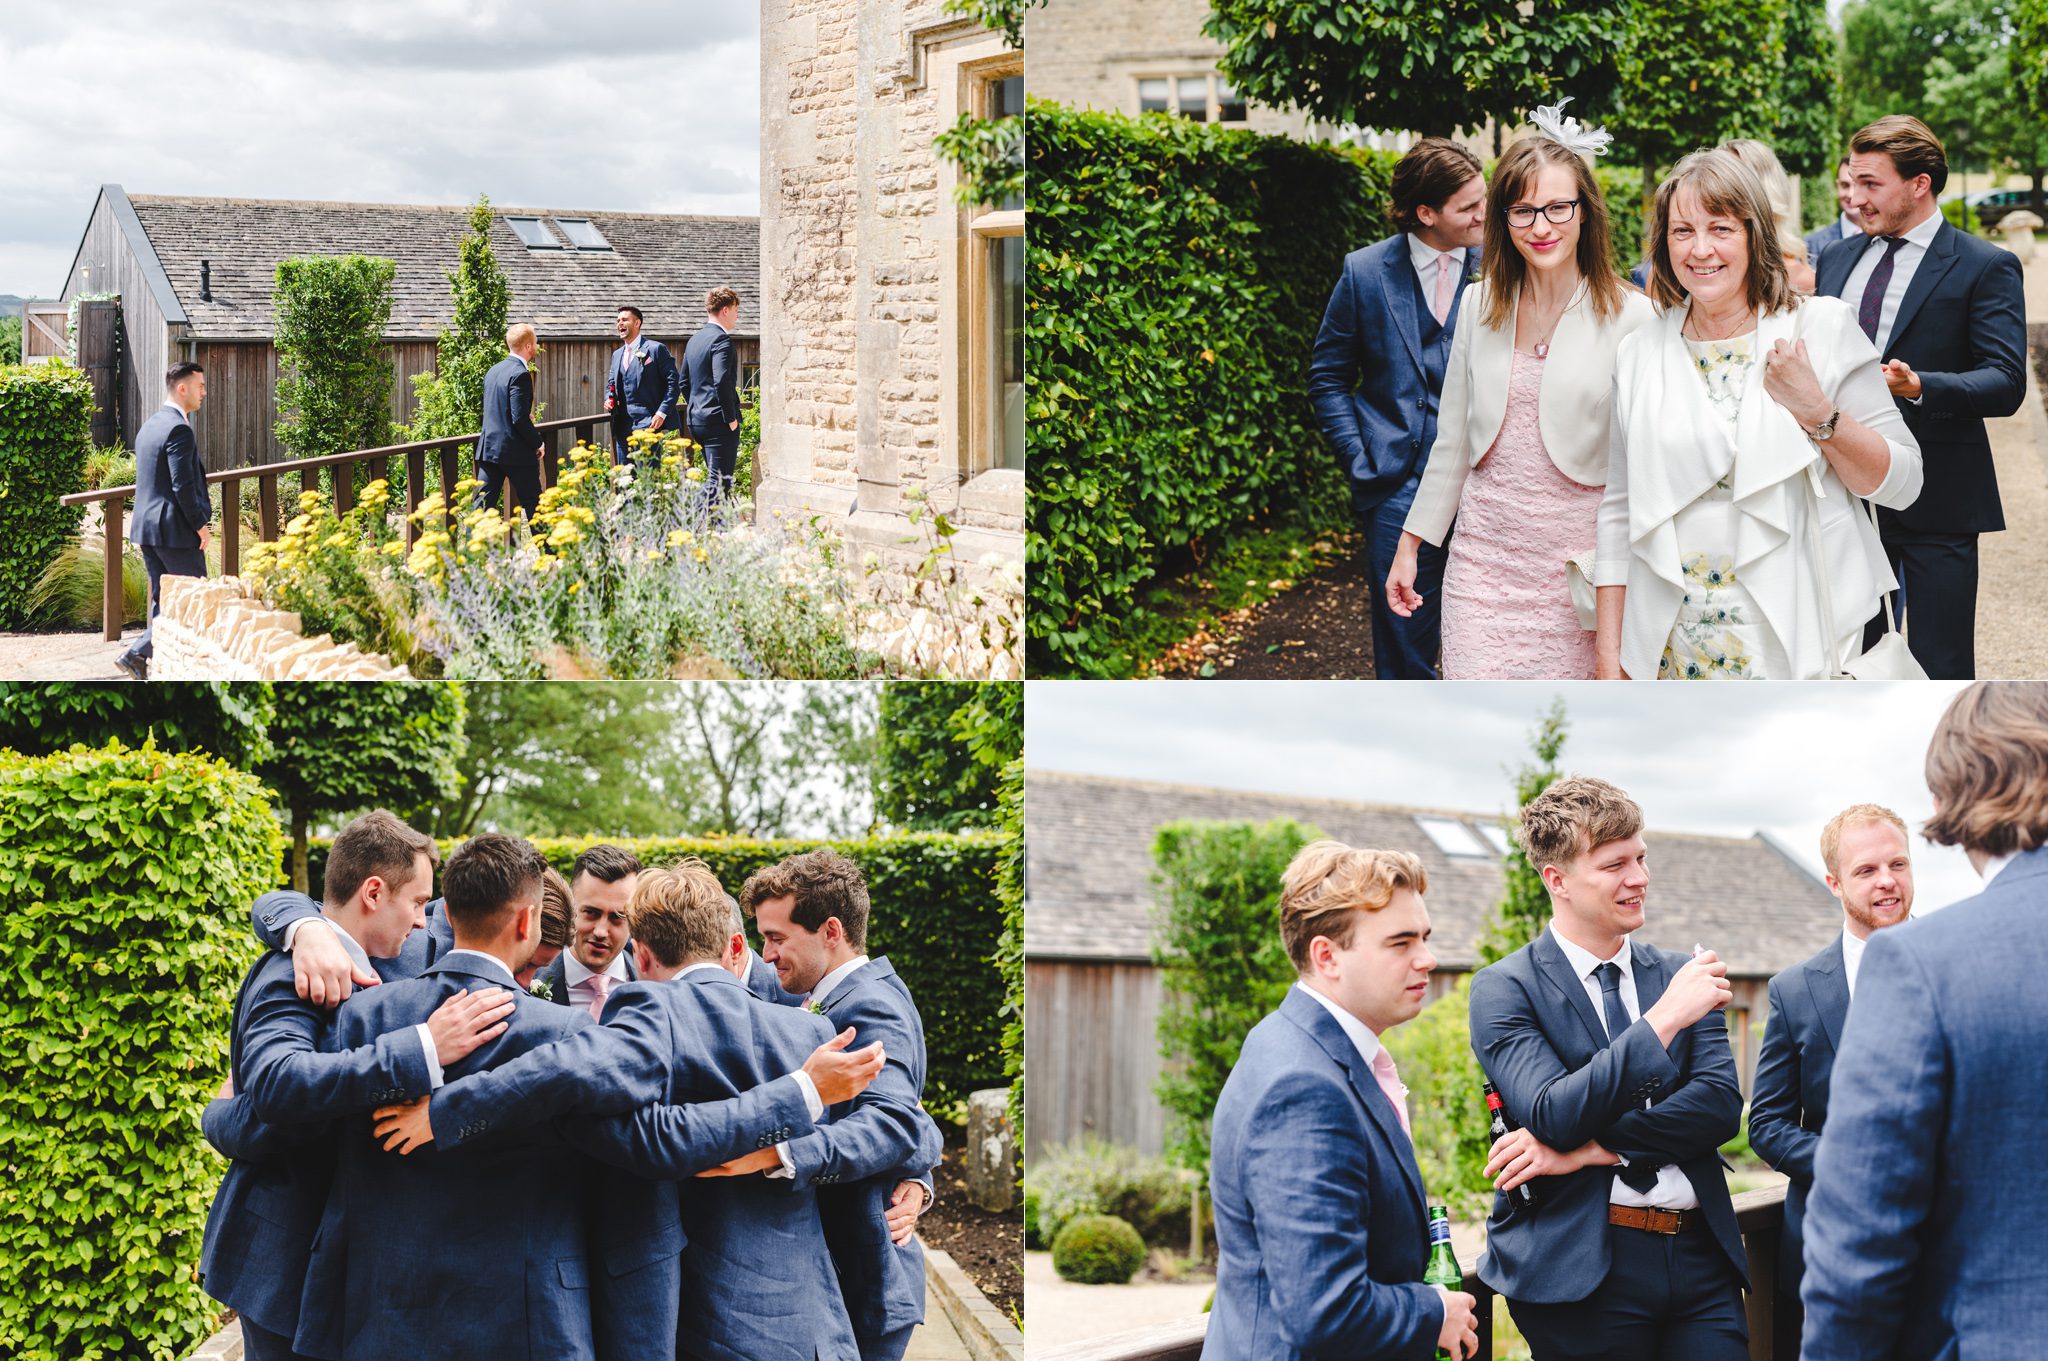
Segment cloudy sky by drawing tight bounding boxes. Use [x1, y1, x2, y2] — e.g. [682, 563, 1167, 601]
[0, 1, 761, 296]
[1027, 680, 1992, 912]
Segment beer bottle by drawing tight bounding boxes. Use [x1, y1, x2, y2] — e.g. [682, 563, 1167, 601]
[1423, 1205, 1462, 1361]
[1485, 1080, 1541, 1211]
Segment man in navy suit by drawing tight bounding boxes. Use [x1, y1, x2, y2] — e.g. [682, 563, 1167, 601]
[1748, 803, 1915, 1332]
[1802, 683, 2048, 1359]
[1803, 157, 1861, 267]
[743, 849, 948, 1359]
[607, 304, 680, 466]
[475, 323, 544, 520]
[1816, 116, 2026, 679]
[531, 844, 640, 1013]
[117, 360, 213, 680]
[198, 812, 514, 1361]
[1308, 138, 1486, 679]
[682, 286, 746, 501]
[1204, 840, 1479, 1361]
[1469, 777, 1748, 1361]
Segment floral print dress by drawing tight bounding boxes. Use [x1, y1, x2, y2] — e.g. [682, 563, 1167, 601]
[1656, 334, 1792, 679]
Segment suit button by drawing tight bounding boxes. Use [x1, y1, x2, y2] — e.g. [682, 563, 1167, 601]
[1412, 440, 1420, 451]
[1417, 399, 1425, 409]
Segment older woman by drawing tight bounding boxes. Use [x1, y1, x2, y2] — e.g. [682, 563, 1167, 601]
[1595, 149, 1923, 679]
[1387, 111, 1653, 678]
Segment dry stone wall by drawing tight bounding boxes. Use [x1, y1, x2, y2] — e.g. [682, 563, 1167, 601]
[151, 576, 410, 681]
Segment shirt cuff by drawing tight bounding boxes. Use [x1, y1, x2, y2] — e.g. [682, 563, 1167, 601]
[767, 1142, 796, 1179]
[791, 1070, 824, 1122]
[417, 1024, 446, 1089]
[282, 916, 322, 952]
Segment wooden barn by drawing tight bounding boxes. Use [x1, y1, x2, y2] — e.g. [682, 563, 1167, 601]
[1023, 770, 1844, 1162]
[59, 184, 760, 470]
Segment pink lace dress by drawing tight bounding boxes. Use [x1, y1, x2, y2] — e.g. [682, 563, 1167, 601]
[1439, 349, 1604, 679]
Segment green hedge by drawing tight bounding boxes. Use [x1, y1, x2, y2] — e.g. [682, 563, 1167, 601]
[1028, 101, 1399, 676]
[0, 741, 283, 1359]
[0, 363, 92, 628]
[301, 831, 1008, 1116]
[994, 756, 1024, 1130]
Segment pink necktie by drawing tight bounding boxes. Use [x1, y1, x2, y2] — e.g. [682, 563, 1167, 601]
[1372, 1047, 1412, 1138]
[1431, 254, 1455, 325]
[587, 970, 611, 1022]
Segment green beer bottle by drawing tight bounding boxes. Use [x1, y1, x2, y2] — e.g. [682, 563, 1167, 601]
[1423, 1204, 1462, 1361]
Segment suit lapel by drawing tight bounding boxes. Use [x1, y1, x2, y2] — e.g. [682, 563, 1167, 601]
[1883, 221, 1958, 358]
[1531, 929, 1607, 1050]
[1284, 989, 1424, 1210]
[1803, 936, 1849, 1055]
[1630, 941, 1670, 1022]
[1382, 238, 1424, 378]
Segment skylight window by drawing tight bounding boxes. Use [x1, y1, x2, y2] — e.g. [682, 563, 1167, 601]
[554, 217, 612, 251]
[1478, 824, 1513, 857]
[1414, 816, 1493, 859]
[506, 216, 564, 250]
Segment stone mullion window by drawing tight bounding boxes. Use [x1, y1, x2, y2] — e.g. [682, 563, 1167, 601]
[967, 70, 1025, 475]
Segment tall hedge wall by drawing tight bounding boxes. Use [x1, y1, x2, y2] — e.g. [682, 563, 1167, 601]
[1028, 101, 1401, 676]
[0, 362, 92, 628]
[0, 742, 283, 1360]
[301, 831, 1008, 1116]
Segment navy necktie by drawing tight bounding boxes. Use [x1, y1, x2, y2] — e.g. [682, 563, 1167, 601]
[1857, 235, 1907, 343]
[1597, 962, 1662, 1193]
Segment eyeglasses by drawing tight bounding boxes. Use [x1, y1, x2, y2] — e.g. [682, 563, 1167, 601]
[1505, 199, 1582, 229]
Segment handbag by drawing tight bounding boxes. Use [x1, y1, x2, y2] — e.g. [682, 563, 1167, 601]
[1805, 470, 1925, 680]
[1565, 550, 1599, 632]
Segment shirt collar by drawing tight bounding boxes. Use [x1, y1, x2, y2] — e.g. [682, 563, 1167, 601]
[1407, 233, 1464, 275]
[1838, 212, 1862, 238]
[564, 948, 629, 987]
[1887, 208, 1943, 250]
[1295, 981, 1384, 1068]
[441, 947, 519, 989]
[810, 954, 871, 1009]
[1549, 921, 1633, 985]
[678, 960, 729, 981]
[1980, 850, 2019, 887]
[712, 317, 730, 333]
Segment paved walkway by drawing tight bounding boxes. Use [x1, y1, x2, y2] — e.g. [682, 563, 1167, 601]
[0, 628, 136, 680]
[908, 1308, 973, 1360]
[1977, 245, 2048, 677]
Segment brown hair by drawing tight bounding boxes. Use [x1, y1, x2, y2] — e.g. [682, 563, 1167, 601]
[1923, 683, 2048, 855]
[740, 848, 871, 949]
[1819, 803, 1910, 877]
[1277, 841, 1428, 974]
[628, 860, 733, 968]
[325, 810, 436, 907]
[1479, 135, 1626, 331]
[441, 833, 546, 932]
[1645, 148, 1796, 316]
[1518, 776, 1644, 873]
[1850, 115, 1948, 196]
[571, 844, 643, 886]
[1389, 137, 1483, 234]
[539, 866, 573, 949]
[705, 286, 740, 314]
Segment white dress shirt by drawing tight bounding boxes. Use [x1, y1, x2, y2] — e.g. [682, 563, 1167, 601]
[290, 914, 443, 1087]
[1840, 206, 1944, 354]
[1296, 981, 1390, 1071]
[1835, 213, 1862, 241]
[809, 954, 872, 1011]
[1407, 235, 1467, 303]
[1839, 926, 1869, 999]
[564, 947, 631, 1014]
[1546, 925, 1698, 1211]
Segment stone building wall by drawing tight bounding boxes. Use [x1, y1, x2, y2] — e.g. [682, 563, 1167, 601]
[757, 0, 1024, 577]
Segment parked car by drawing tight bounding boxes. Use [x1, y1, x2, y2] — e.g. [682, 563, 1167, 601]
[1967, 188, 2038, 229]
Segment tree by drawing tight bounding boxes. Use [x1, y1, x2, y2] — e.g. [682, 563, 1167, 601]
[1478, 698, 1570, 966]
[669, 683, 877, 837]
[874, 681, 1022, 830]
[1203, 0, 1624, 137]
[1777, 0, 1840, 177]
[273, 255, 397, 461]
[0, 314, 20, 366]
[0, 682, 276, 768]
[1615, 0, 1788, 196]
[407, 197, 514, 444]
[256, 683, 466, 890]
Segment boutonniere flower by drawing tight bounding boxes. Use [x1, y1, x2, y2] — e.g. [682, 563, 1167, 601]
[529, 977, 554, 1001]
[804, 998, 827, 1015]
[1467, 266, 1483, 284]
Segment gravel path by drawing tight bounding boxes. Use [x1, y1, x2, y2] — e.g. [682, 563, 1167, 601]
[1976, 248, 2048, 678]
[0, 629, 137, 681]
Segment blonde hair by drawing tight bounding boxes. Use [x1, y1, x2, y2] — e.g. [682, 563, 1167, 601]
[628, 859, 735, 968]
[505, 322, 536, 348]
[1517, 776, 1644, 872]
[1278, 841, 1427, 973]
[1721, 139, 1809, 269]
[1646, 149, 1797, 316]
[1480, 135, 1627, 331]
[1923, 683, 2048, 855]
[1819, 803, 1910, 877]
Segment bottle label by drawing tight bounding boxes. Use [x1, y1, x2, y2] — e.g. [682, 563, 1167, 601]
[1429, 1218, 1450, 1244]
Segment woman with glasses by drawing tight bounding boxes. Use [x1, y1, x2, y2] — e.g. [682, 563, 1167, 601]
[1387, 111, 1651, 678]
[1594, 149, 1923, 679]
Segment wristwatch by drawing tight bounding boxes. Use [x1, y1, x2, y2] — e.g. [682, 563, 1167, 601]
[1805, 408, 1841, 441]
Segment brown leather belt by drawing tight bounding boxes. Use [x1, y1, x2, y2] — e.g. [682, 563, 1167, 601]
[1608, 1204, 1703, 1235]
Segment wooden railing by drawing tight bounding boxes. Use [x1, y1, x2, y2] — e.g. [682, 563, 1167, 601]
[1038, 1182, 1792, 1361]
[60, 413, 608, 642]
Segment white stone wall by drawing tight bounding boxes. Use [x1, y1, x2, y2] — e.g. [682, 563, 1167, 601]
[151, 577, 411, 681]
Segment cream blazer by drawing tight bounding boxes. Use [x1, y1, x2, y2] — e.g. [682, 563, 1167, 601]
[1594, 295, 1924, 680]
[1404, 281, 1655, 545]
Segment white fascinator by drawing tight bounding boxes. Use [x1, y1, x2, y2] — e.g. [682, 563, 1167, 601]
[1529, 97, 1613, 159]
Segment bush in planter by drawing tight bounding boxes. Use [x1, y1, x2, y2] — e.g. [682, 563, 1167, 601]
[1051, 1214, 1147, 1285]
[0, 362, 92, 627]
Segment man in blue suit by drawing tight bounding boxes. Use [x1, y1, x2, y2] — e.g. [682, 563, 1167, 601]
[1469, 777, 1748, 1361]
[1803, 157, 1861, 267]
[532, 844, 641, 1013]
[682, 286, 746, 501]
[1802, 683, 2048, 1359]
[117, 360, 213, 680]
[1748, 803, 1915, 1329]
[743, 849, 948, 1360]
[475, 323, 544, 520]
[1205, 840, 1478, 1361]
[608, 304, 681, 466]
[1816, 116, 2026, 679]
[1308, 138, 1485, 679]
[199, 811, 515, 1361]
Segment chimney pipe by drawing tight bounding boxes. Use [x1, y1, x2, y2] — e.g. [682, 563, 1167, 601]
[200, 260, 212, 302]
